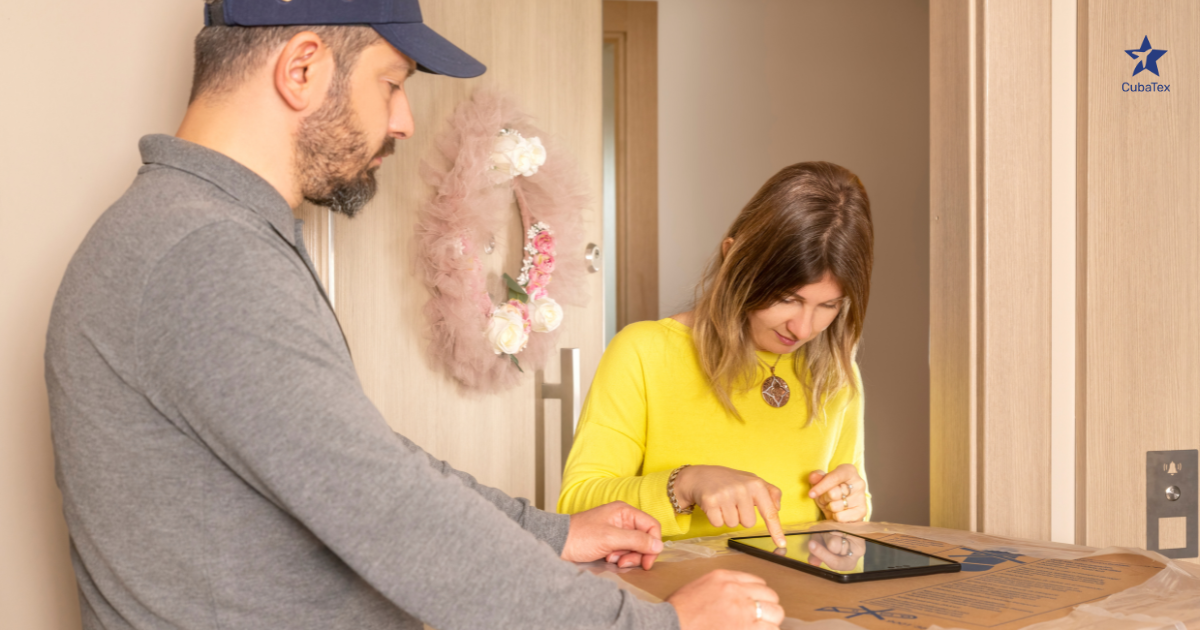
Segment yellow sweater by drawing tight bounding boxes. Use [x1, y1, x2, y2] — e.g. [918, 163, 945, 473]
[558, 318, 870, 540]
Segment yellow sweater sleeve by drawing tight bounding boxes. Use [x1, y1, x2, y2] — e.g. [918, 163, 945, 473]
[557, 325, 692, 536]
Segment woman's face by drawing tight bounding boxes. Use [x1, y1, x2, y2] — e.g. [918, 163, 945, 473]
[747, 272, 845, 354]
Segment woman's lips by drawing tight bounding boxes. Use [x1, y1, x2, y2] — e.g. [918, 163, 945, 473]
[774, 331, 797, 346]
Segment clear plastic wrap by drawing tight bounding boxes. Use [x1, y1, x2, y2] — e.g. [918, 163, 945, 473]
[587, 522, 1200, 629]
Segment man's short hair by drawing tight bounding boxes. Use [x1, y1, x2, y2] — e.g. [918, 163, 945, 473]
[190, 0, 382, 103]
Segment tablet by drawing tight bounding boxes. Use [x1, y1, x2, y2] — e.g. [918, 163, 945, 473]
[728, 530, 961, 583]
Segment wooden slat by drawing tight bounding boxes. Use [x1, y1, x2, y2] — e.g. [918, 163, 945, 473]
[977, 0, 1054, 541]
[1075, 0, 1091, 549]
[929, 0, 978, 532]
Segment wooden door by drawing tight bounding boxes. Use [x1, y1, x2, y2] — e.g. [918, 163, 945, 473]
[603, 1, 659, 330]
[297, 0, 604, 504]
[1078, 0, 1200, 555]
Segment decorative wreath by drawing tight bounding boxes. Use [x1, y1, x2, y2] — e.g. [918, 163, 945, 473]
[416, 89, 589, 393]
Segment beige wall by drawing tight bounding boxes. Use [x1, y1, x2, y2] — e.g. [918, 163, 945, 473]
[2, 3, 199, 627]
[654, 0, 931, 525]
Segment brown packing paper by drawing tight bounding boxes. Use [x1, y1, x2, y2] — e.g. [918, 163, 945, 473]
[599, 533, 1164, 630]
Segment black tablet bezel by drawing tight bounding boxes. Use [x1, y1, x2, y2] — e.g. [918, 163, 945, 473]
[728, 530, 962, 584]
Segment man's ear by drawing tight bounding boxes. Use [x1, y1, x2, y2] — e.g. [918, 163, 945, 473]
[721, 237, 735, 258]
[274, 31, 334, 112]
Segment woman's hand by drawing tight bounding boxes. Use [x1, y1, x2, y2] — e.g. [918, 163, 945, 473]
[673, 465, 787, 547]
[807, 464, 867, 523]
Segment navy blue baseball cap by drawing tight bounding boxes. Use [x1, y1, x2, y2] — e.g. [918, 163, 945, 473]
[205, 0, 486, 78]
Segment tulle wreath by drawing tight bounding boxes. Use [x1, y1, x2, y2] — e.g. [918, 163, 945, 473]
[415, 89, 589, 392]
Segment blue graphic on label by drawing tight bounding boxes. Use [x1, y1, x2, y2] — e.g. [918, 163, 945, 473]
[818, 606, 918, 621]
[1121, 36, 1171, 94]
[1125, 36, 1167, 76]
[944, 548, 1026, 572]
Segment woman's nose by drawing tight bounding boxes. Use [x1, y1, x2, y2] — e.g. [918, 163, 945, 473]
[789, 310, 813, 342]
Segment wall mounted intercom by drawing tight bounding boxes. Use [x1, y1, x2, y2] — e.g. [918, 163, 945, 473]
[1146, 450, 1198, 559]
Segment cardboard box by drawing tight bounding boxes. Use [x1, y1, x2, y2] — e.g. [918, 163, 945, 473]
[605, 532, 1163, 629]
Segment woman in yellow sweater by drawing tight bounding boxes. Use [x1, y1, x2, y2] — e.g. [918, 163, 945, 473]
[558, 162, 873, 556]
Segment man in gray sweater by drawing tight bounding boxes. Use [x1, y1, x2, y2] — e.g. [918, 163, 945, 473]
[45, 1, 783, 628]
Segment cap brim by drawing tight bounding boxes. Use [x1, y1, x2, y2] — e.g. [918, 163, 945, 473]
[372, 23, 486, 79]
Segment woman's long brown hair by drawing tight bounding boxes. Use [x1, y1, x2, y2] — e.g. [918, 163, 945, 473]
[692, 162, 873, 424]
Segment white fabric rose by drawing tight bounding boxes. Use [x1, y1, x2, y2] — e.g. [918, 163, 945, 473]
[512, 136, 546, 177]
[490, 131, 547, 180]
[529, 297, 563, 333]
[485, 303, 530, 355]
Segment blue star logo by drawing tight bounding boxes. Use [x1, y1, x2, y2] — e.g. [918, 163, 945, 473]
[946, 547, 1026, 572]
[1125, 36, 1167, 77]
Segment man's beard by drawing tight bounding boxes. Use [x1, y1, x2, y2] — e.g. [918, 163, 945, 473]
[295, 82, 395, 218]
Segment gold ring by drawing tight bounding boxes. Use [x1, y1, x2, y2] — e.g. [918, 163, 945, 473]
[755, 600, 763, 621]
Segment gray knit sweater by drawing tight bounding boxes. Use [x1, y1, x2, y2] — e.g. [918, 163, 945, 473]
[45, 135, 679, 630]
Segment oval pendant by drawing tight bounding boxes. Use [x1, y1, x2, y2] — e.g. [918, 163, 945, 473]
[761, 375, 790, 408]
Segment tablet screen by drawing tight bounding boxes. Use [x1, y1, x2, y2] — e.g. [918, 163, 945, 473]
[733, 531, 957, 576]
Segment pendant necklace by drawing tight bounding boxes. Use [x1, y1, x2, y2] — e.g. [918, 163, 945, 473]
[760, 353, 791, 408]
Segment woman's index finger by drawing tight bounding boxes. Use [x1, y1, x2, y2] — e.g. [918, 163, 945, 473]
[755, 489, 788, 548]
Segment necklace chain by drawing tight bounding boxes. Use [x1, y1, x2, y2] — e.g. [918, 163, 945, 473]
[760, 352, 784, 375]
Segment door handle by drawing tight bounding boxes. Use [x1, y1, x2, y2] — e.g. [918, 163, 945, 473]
[535, 347, 581, 510]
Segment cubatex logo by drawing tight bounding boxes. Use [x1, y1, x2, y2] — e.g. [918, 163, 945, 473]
[1123, 36, 1170, 93]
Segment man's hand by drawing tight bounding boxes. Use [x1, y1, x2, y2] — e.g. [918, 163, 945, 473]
[561, 501, 664, 570]
[668, 569, 784, 630]
[807, 464, 867, 523]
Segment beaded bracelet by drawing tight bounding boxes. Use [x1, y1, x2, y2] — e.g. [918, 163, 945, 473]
[667, 465, 693, 514]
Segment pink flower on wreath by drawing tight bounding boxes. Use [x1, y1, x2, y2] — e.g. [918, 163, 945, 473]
[527, 268, 551, 290]
[533, 231, 555, 255]
[506, 299, 532, 333]
[533, 253, 555, 275]
[526, 282, 548, 301]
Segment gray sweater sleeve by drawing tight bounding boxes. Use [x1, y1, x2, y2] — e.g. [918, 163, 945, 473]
[391, 431, 569, 552]
[135, 222, 678, 630]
